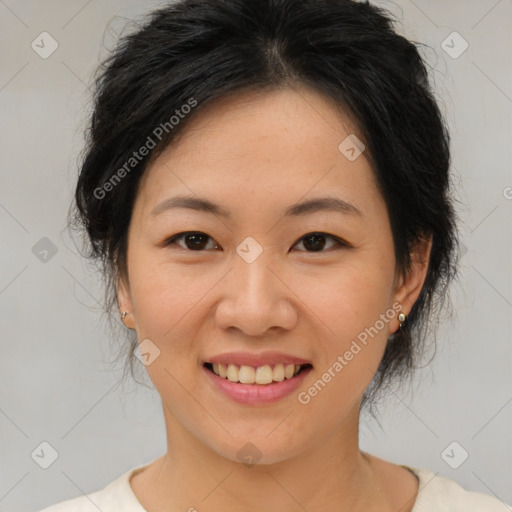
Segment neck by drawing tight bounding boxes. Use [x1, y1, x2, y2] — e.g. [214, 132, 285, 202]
[137, 403, 396, 512]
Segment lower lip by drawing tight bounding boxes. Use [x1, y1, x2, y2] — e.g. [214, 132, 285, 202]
[203, 365, 312, 405]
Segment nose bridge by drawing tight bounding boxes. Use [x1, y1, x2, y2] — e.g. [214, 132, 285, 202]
[232, 247, 280, 309]
[214, 248, 297, 335]
[237, 250, 275, 300]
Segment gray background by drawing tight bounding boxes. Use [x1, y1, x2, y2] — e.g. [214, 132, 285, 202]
[0, 0, 511, 510]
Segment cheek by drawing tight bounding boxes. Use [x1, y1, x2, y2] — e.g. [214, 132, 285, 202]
[127, 261, 211, 402]
[291, 256, 395, 398]
[295, 285, 392, 425]
[128, 256, 215, 340]
[294, 256, 395, 342]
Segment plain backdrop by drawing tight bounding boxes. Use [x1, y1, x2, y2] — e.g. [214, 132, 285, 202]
[0, 1, 511, 510]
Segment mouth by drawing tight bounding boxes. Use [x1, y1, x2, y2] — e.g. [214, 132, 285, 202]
[203, 362, 313, 385]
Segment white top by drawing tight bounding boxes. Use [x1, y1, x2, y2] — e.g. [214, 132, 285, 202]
[38, 460, 510, 512]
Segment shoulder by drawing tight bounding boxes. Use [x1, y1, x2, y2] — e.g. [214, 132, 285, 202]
[408, 466, 511, 512]
[36, 462, 151, 512]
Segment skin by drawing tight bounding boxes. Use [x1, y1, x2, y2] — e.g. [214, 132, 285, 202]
[117, 85, 432, 512]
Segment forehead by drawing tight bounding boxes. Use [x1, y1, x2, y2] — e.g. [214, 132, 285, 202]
[135, 86, 379, 216]
[156, 85, 362, 166]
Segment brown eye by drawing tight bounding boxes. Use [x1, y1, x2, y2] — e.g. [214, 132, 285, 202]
[292, 232, 347, 252]
[165, 232, 219, 251]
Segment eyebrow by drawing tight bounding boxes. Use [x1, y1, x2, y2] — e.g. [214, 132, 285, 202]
[151, 194, 362, 218]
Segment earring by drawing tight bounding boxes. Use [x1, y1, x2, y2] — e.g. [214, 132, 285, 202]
[398, 311, 407, 328]
[121, 311, 128, 320]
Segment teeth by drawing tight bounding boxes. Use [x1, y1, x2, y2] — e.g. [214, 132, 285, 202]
[255, 365, 273, 384]
[272, 363, 285, 382]
[218, 363, 227, 378]
[210, 362, 304, 384]
[227, 364, 239, 382]
[239, 365, 256, 384]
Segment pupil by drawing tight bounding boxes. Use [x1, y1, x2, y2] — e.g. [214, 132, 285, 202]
[186, 233, 208, 250]
[304, 234, 325, 251]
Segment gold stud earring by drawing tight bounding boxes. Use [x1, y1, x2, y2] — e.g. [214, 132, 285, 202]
[398, 312, 407, 328]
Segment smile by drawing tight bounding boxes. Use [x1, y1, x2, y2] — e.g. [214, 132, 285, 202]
[204, 362, 312, 385]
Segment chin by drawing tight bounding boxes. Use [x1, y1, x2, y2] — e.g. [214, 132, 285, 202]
[201, 427, 317, 468]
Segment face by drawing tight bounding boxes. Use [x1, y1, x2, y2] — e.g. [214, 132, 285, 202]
[118, 86, 430, 465]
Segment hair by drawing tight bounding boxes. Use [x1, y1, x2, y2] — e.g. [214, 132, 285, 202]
[69, 0, 460, 413]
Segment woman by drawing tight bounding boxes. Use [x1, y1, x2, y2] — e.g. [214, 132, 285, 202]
[40, 0, 507, 510]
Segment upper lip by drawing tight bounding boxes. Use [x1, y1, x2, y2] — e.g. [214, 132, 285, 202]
[204, 351, 312, 367]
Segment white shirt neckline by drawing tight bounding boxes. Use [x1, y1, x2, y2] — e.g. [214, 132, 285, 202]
[41, 459, 510, 511]
[111, 461, 446, 511]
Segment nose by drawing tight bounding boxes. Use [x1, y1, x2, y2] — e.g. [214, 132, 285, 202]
[213, 253, 298, 337]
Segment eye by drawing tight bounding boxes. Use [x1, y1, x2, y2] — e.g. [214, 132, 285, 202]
[291, 232, 348, 252]
[164, 231, 220, 251]
[163, 231, 348, 252]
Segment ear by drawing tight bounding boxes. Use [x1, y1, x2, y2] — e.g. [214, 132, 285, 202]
[390, 234, 433, 333]
[117, 273, 136, 330]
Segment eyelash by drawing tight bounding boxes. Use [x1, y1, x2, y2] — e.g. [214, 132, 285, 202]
[163, 231, 349, 253]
